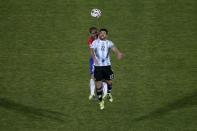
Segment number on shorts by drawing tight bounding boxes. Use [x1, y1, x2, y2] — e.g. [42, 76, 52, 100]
[110, 74, 114, 79]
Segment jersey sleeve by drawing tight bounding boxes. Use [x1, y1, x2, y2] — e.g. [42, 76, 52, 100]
[109, 41, 115, 48]
[90, 41, 96, 49]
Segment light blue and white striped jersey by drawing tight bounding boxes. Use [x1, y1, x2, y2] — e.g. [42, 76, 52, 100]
[90, 39, 114, 66]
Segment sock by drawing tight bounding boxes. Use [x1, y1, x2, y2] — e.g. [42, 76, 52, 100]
[107, 83, 112, 94]
[90, 79, 95, 96]
[96, 86, 103, 101]
[102, 82, 108, 96]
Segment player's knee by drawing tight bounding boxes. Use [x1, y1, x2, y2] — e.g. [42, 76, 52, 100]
[90, 74, 94, 79]
[107, 80, 112, 86]
[96, 81, 102, 89]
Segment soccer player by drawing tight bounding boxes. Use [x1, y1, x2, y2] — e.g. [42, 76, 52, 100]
[90, 28, 124, 110]
[87, 27, 107, 100]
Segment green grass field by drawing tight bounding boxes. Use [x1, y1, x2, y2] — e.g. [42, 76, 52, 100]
[0, 0, 197, 130]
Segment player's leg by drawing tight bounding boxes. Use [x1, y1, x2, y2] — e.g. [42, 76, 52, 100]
[104, 66, 114, 102]
[95, 81, 103, 101]
[106, 80, 113, 102]
[107, 80, 113, 94]
[89, 57, 95, 100]
[95, 81, 104, 110]
[94, 66, 104, 110]
[102, 82, 108, 98]
[89, 74, 95, 100]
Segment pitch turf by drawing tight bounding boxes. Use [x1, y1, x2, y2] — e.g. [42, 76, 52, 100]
[0, 0, 196, 130]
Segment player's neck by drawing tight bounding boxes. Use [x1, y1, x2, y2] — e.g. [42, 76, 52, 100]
[99, 38, 106, 41]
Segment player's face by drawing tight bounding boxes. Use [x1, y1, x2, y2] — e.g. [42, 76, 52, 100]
[91, 29, 98, 39]
[99, 31, 107, 40]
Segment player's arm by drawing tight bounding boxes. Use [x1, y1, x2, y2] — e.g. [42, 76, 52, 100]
[111, 46, 124, 60]
[90, 48, 98, 64]
[88, 46, 92, 57]
[87, 39, 92, 57]
[90, 41, 99, 64]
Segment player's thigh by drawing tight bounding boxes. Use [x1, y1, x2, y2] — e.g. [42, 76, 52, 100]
[94, 66, 103, 81]
[95, 81, 102, 89]
[106, 80, 112, 85]
[104, 66, 114, 80]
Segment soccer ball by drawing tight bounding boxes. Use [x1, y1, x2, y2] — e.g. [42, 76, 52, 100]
[90, 8, 101, 18]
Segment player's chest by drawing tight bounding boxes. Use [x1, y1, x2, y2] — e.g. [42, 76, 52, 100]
[96, 42, 109, 51]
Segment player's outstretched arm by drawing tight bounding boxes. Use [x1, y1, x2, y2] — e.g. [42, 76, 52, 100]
[111, 46, 124, 60]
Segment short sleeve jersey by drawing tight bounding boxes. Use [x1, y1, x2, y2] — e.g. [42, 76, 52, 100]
[90, 39, 114, 66]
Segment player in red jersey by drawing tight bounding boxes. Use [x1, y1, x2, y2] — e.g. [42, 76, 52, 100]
[87, 27, 107, 100]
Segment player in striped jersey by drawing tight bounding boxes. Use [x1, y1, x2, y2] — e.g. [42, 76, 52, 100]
[90, 28, 124, 110]
[87, 27, 107, 100]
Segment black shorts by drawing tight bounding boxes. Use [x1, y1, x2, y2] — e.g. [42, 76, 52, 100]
[94, 66, 114, 81]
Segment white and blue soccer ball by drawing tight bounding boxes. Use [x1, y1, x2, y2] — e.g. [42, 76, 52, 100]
[90, 8, 102, 18]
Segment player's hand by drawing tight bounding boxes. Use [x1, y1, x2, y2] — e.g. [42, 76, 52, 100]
[94, 59, 99, 65]
[117, 53, 124, 60]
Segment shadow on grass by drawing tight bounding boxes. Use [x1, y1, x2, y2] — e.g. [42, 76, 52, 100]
[133, 90, 197, 121]
[0, 97, 65, 122]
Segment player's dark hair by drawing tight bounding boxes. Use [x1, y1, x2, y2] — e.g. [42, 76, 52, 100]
[89, 27, 97, 33]
[99, 28, 108, 34]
